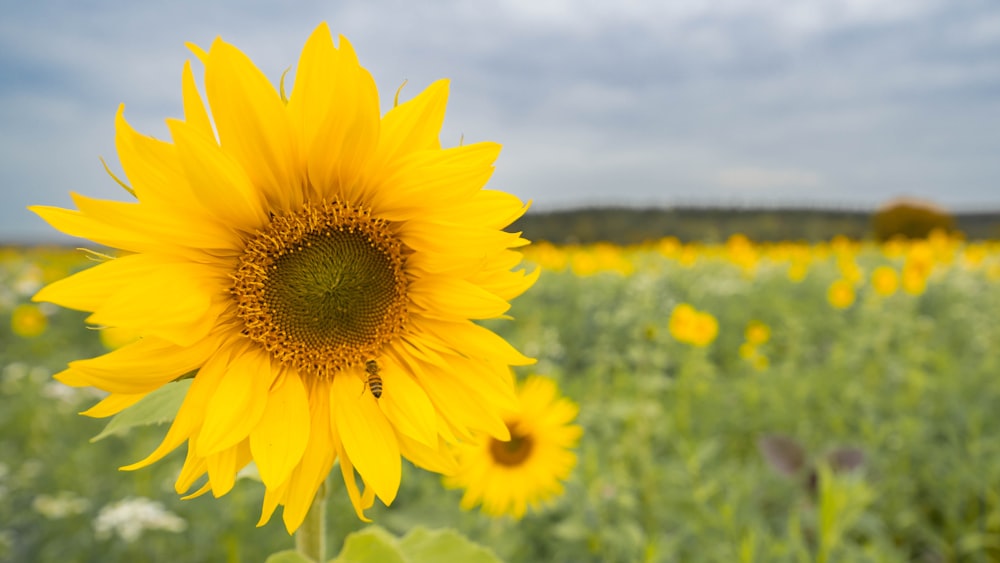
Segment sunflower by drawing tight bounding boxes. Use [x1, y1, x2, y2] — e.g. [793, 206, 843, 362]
[444, 376, 581, 519]
[30, 22, 537, 533]
[827, 278, 856, 309]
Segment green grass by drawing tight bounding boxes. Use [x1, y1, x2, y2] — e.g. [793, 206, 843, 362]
[2, 244, 999, 562]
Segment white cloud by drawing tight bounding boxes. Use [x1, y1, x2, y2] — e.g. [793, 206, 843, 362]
[2, 0, 1000, 241]
[716, 166, 824, 191]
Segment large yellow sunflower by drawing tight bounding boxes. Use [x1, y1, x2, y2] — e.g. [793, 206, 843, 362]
[444, 376, 581, 519]
[30, 22, 537, 533]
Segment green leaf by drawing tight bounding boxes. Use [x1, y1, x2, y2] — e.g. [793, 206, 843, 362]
[90, 379, 191, 442]
[398, 527, 502, 563]
[332, 526, 406, 563]
[266, 550, 314, 563]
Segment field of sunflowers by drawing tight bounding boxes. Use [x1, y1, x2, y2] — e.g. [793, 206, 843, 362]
[3, 232, 1000, 562]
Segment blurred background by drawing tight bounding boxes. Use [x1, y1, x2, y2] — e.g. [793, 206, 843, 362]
[3, 1, 1000, 562]
[2, 0, 1000, 243]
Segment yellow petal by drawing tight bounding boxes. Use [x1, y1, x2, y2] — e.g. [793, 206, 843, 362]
[433, 189, 528, 229]
[408, 277, 510, 320]
[29, 204, 156, 253]
[412, 317, 534, 365]
[257, 479, 289, 527]
[376, 356, 438, 447]
[204, 37, 300, 212]
[304, 35, 380, 204]
[72, 192, 231, 258]
[337, 450, 373, 523]
[79, 392, 146, 418]
[175, 443, 208, 494]
[122, 345, 232, 471]
[396, 433, 458, 475]
[167, 117, 269, 227]
[86, 273, 222, 348]
[287, 22, 337, 203]
[181, 59, 215, 140]
[33, 253, 152, 312]
[61, 336, 216, 394]
[330, 375, 400, 506]
[374, 79, 448, 165]
[371, 142, 500, 220]
[250, 371, 310, 490]
[398, 220, 522, 263]
[206, 445, 239, 497]
[410, 356, 512, 441]
[470, 263, 539, 302]
[196, 346, 277, 456]
[279, 379, 337, 532]
[180, 481, 213, 500]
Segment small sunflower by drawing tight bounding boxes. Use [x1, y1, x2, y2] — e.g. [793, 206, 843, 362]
[11, 303, 48, 338]
[30, 23, 536, 533]
[444, 376, 581, 519]
[870, 265, 899, 297]
[827, 278, 856, 309]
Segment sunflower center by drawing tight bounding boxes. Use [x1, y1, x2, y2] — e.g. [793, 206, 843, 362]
[489, 427, 534, 467]
[233, 201, 408, 379]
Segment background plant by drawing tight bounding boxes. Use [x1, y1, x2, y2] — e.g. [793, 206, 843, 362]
[3, 236, 999, 562]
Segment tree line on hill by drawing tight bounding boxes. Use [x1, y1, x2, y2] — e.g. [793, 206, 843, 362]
[511, 206, 1000, 245]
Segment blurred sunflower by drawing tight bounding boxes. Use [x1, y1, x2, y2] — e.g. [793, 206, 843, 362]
[744, 320, 771, 346]
[871, 266, 899, 297]
[445, 376, 581, 519]
[11, 304, 48, 338]
[30, 23, 536, 533]
[827, 279, 856, 309]
[668, 303, 718, 347]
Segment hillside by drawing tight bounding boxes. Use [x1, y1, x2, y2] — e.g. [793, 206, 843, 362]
[511, 206, 1000, 245]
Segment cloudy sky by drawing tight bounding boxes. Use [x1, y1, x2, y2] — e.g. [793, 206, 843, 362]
[2, 0, 999, 242]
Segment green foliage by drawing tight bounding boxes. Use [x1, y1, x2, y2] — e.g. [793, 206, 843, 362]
[871, 200, 957, 241]
[513, 205, 1000, 244]
[330, 526, 501, 563]
[91, 379, 191, 442]
[3, 244, 1000, 562]
[265, 550, 313, 563]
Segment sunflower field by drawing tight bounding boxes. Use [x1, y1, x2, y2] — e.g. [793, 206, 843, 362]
[3, 232, 1000, 562]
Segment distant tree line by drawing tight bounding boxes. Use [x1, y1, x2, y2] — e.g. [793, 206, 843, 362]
[511, 206, 1000, 245]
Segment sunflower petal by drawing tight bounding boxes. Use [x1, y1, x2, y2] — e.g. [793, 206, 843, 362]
[122, 345, 232, 471]
[250, 371, 310, 490]
[331, 375, 400, 506]
[60, 336, 216, 394]
[168, 117, 267, 229]
[279, 379, 337, 532]
[79, 392, 146, 418]
[408, 277, 511, 320]
[204, 37, 300, 212]
[304, 35, 380, 204]
[181, 59, 215, 140]
[196, 346, 277, 456]
[377, 356, 438, 447]
[337, 449, 375, 523]
[375, 79, 448, 164]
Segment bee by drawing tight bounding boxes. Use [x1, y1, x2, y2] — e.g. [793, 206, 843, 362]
[364, 359, 383, 399]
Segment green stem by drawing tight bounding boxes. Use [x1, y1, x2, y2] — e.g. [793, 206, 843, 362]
[295, 477, 328, 562]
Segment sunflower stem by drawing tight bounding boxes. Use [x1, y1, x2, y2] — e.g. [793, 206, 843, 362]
[295, 477, 328, 562]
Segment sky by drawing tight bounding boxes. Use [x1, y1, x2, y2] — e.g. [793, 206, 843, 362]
[2, 0, 999, 242]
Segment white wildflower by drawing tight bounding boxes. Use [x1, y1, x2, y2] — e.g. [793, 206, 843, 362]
[93, 497, 187, 543]
[32, 492, 91, 519]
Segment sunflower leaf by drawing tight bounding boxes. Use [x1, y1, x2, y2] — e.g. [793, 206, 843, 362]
[398, 527, 502, 563]
[90, 379, 192, 443]
[331, 525, 405, 563]
[265, 551, 312, 563]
